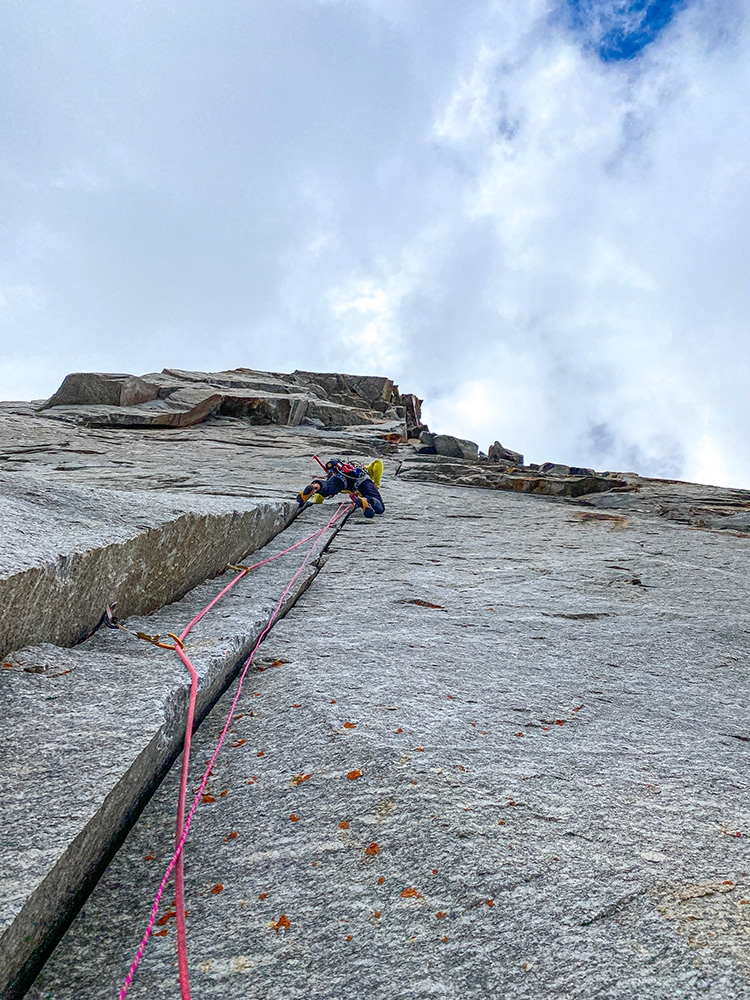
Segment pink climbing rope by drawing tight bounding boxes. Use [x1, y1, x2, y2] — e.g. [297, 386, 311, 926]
[172, 641, 196, 1000]
[118, 503, 351, 999]
[169, 520, 347, 999]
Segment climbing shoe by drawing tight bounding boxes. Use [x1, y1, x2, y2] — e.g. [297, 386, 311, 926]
[350, 493, 375, 518]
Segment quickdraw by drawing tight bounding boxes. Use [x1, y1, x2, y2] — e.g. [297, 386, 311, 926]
[89, 602, 185, 650]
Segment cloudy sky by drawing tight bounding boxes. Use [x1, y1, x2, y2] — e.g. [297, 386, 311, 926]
[1, 0, 749, 485]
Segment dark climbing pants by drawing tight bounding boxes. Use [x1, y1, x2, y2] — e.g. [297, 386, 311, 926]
[317, 476, 385, 514]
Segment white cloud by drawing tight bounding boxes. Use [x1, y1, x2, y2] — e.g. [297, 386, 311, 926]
[1, 0, 749, 486]
[330, 283, 400, 371]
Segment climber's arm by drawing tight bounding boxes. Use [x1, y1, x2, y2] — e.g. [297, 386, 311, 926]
[316, 477, 346, 498]
[296, 480, 322, 506]
[296, 477, 346, 506]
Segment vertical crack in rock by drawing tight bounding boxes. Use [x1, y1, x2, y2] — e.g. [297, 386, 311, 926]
[0, 508, 344, 1000]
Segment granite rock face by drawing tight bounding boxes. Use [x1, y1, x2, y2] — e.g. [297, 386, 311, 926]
[398, 453, 625, 498]
[0, 474, 295, 658]
[38, 368, 413, 433]
[400, 392, 427, 439]
[23, 475, 750, 1000]
[418, 431, 479, 461]
[40, 373, 162, 409]
[408, 434, 624, 498]
[3, 367, 750, 1000]
[0, 510, 342, 1000]
[0, 365, 417, 1000]
[488, 440, 524, 466]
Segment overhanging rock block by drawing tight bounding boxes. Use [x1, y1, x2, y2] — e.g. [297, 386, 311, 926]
[292, 371, 394, 408]
[217, 391, 311, 425]
[435, 434, 478, 460]
[539, 461, 572, 476]
[418, 432, 479, 460]
[0, 472, 296, 659]
[37, 368, 406, 432]
[39, 388, 223, 428]
[158, 368, 295, 395]
[0, 509, 341, 1000]
[305, 398, 384, 428]
[488, 440, 524, 466]
[40, 373, 160, 410]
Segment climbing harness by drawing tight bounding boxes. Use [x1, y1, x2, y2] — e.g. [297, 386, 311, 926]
[118, 501, 353, 1000]
[306, 457, 384, 507]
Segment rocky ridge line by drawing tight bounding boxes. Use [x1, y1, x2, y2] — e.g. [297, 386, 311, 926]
[30, 368, 631, 500]
[4, 366, 750, 527]
[37, 368, 426, 436]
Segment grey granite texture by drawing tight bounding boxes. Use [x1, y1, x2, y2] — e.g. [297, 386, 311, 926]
[41, 373, 162, 410]
[398, 453, 623, 497]
[39, 387, 225, 429]
[36, 368, 407, 431]
[0, 473, 295, 657]
[418, 433, 479, 460]
[576, 477, 750, 532]
[488, 441, 524, 465]
[25, 477, 750, 1000]
[0, 406, 402, 502]
[0, 505, 344, 1000]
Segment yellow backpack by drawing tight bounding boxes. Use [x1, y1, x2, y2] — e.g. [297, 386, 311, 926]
[367, 459, 384, 487]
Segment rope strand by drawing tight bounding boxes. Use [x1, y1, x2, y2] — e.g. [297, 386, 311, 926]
[118, 503, 351, 999]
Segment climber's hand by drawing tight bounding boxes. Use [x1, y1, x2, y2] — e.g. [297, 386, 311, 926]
[297, 481, 322, 506]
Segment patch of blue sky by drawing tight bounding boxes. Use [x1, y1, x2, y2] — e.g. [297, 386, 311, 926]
[564, 0, 688, 61]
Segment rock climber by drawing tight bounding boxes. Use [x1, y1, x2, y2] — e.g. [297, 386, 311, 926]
[296, 457, 385, 518]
